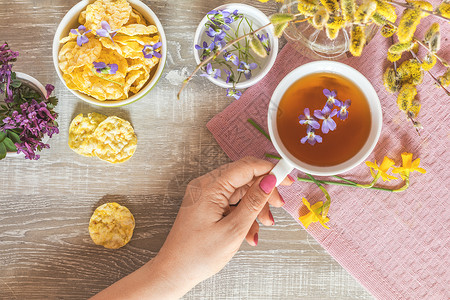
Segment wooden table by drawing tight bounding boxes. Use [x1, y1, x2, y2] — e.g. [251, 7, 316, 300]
[0, 0, 373, 299]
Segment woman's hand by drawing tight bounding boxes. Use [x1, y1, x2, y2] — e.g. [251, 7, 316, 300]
[92, 156, 293, 300]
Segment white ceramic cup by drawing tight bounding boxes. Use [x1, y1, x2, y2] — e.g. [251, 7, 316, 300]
[268, 61, 383, 186]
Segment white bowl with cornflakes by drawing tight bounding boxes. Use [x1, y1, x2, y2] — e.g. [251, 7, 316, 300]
[52, 0, 166, 107]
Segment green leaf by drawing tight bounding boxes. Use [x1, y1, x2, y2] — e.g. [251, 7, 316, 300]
[7, 130, 21, 144]
[0, 131, 6, 143]
[0, 143, 6, 160]
[10, 79, 22, 88]
[2, 137, 16, 152]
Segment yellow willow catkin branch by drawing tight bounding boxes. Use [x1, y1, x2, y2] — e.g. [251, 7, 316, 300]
[385, 20, 450, 69]
[409, 50, 450, 96]
[386, 0, 450, 22]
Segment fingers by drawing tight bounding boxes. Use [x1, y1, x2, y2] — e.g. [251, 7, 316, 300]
[257, 202, 274, 226]
[245, 220, 259, 246]
[213, 156, 275, 192]
[228, 185, 249, 205]
[225, 174, 277, 231]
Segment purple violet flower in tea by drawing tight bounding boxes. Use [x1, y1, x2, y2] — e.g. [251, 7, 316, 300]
[226, 88, 242, 100]
[96, 21, 118, 43]
[201, 63, 221, 79]
[298, 108, 320, 129]
[93, 62, 119, 75]
[323, 88, 339, 108]
[142, 42, 162, 59]
[224, 52, 240, 66]
[314, 106, 338, 134]
[237, 62, 257, 80]
[70, 25, 92, 47]
[337, 99, 351, 120]
[301, 126, 323, 145]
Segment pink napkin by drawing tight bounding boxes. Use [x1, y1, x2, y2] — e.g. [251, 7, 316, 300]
[207, 16, 449, 300]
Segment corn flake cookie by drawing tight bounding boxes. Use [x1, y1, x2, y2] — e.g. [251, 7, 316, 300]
[68, 112, 107, 157]
[89, 202, 135, 249]
[93, 116, 137, 164]
[69, 114, 137, 163]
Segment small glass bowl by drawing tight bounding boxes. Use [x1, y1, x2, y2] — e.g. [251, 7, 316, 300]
[279, 0, 378, 60]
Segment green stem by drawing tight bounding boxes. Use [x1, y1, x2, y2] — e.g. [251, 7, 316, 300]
[265, 153, 281, 160]
[358, 172, 381, 188]
[306, 174, 331, 217]
[91, 68, 124, 87]
[297, 177, 395, 192]
[332, 175, 357, 185]
[393, 176, 409, 192]
[247, 118, 271, 141]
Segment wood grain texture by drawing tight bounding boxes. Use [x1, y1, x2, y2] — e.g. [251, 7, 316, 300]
[0, 0, 373, 299]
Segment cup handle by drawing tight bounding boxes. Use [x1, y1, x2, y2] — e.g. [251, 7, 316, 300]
[270, 158, 294, 187]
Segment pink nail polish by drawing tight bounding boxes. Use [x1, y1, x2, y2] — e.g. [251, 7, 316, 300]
[287, 175, 295, 183]
[254, 233, 258, 246]
[269, 211, 275, 225]
[260, 174, 276, 194]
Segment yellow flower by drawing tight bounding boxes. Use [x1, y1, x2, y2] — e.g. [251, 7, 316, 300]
[299, 198, 330, 229]
[392, 152, 426, 180]
[365, 156, 397, 181]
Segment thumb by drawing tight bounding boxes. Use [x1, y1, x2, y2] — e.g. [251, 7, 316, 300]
[226, 174, 277, 230]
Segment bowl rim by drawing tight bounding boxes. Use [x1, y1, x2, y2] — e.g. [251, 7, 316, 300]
[52, 0, 167, 107]
[267, 60, 383, 176]
[193, 3, 278, 89]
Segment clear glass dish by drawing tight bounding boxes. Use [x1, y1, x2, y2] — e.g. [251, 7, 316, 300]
[279, 0, 378, 60]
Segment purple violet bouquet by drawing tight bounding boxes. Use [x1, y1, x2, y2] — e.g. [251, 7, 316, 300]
[0, 43, 59, 160]
[195, 9, 269, 100]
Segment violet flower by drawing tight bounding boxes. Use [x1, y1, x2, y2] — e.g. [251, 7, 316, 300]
[93, 62, 119, 75]
[314, 106, 338, 134]
[224, 52, 239, 66]
[96, 21, 118, 43]
[195, 41, 215, 60]
[200, 63, 221, 79]
[298, 108, 320, 129]
[257, 33, 271, 54]
[337, 100, 351, 120]
[226, 88, 242, 100]
[237, 62, 257, 80]
[301, 126, 323, 145]
[323, 89, 339, 108]
[142, 42, 162, 59]
[70, 25, 91, 47]
[224, 70, 233, 83]
[206, 27, 226, 43]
